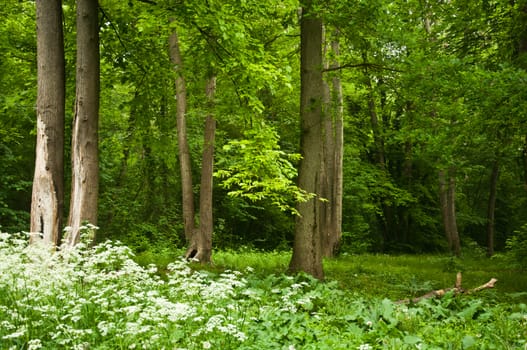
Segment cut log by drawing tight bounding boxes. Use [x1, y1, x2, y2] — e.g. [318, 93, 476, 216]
[397, 272, 497, 304]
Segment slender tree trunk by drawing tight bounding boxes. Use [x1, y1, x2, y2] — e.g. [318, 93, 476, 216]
[186, 77, 216, 263]
[67, 0, 99, 246]
[447, 172, 461, 256]
[30, 0, 65, 246]
[439, 168, 461, 256]
[331, 37, 344, 257]
[438, 169, 453, 251]
[169, 28, 196, 243]
[320, 34, 343, 257]
[288, 1, 324, 280]
[486, 160, 499, 257]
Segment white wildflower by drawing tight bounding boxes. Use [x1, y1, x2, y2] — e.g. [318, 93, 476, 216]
[202, 341, 212, 349]
[358, 344, 373, 350]
[27, 339, 42, 350]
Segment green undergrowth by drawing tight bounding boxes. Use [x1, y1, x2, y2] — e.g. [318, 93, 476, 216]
[1, 234, 526, 349]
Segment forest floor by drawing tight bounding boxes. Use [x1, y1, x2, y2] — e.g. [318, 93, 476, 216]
[1, 237, 525, 349]
[136, 247, 527, 303]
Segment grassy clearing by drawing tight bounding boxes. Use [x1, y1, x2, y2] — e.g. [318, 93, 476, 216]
[211, 249, 527, 302]
[1, 234, 526, 349]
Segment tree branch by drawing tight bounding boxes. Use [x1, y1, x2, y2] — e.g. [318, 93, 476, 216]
[322, 62, 402, 73]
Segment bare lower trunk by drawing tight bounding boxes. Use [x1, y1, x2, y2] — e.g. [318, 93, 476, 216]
[30, 0, 65, 246]
[447, 173, 461, 256]
[169, 28, 195, 242]
[289, 1, 324, 280]
[438, 169, 452, 250]
[439, 168, 460, 256]
[66, 0, 99, 246]
[320, 34, 343, 258]
[185, 77, 216, 263]
[486, 161, 499, 257]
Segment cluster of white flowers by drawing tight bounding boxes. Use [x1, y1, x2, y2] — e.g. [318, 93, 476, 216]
[0, 233, 253, 348]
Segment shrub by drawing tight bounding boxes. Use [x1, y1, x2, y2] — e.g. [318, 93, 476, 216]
[505, 223, 527, 270]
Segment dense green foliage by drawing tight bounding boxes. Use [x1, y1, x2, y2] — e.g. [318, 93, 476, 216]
[1, 0, 527, 260]
[1, 235, 526, 349]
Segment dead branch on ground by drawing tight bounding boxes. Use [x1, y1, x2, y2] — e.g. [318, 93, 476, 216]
[397, 272, 498, 304]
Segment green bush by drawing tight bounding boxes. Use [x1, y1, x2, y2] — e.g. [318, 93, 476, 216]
[505, 223, 527, 270]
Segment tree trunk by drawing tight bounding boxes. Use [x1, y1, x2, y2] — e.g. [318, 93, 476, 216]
[320, 34, 343, 258]
[169, 28, 196, 243]
[439, 168, 461, 256]
[30, 0, 65, 246]
[288, 1, 324, 280]
[438, 169, 453, 251]
[447, 172, 461, 256]
[66, 0, 100, 246]
[486, 160, 499, 257]
[185, 77, 216, 263]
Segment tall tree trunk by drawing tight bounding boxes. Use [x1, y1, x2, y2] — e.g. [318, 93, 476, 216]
[486, 160, 499, 257]
[30, 0, 65, 246]
[66, 0, 100, 246]
[320, 34, 343, 257]
[186, 77, 216, 263]
[288, 1, 324, 280]
[169, 28, 196, 243]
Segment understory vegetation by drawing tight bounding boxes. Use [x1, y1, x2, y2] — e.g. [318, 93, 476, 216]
[1, 232, 526, 350]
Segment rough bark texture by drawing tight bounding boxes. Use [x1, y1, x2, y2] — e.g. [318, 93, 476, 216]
[486, 161, 499, 257]
[288, 1, 324, 280]
[186, 77, 216, 263]
[67, 0, 99, 246]
[30, 0, 65, 246]
[169, 28, 196, 243]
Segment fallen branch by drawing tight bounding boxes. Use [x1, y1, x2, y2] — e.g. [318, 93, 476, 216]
[397, 272, 498, 304]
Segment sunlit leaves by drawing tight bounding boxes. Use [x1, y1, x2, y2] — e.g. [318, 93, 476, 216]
[215, 124, 313, 215]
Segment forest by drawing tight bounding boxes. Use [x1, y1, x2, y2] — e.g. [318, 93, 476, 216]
[1, 0, 527, 348]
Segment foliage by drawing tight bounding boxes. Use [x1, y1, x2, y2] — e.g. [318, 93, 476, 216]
[215, 123, 314, 215]
[505, 223, 527, 270]
[2, 0, 527, 256]
[0, 237, 526, 349]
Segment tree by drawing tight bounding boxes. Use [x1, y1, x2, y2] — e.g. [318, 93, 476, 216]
[66, 0, 100, 245]
[30, 0, 65, 246]
[189, 76, 217, 262]
[320, 31, 343, 257]
[169, 27, 195, 246]
[289, 0, 325, 279]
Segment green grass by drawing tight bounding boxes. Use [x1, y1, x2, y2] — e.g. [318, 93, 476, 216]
[208, 249, 527, 303]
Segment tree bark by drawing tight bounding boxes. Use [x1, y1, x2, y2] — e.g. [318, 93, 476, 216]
[185, 77, 216, 263]
[447, 172, 461, 256]
[66, 0, 100, 246]
[438, 169, 453, 251]
[486, 160, 499, 257]
[288, 1, 324, 280]
[320, 33, 343, 257]
[397, 272, 498, 304]
[169, 28, 196, 243]
[30, 0, 65, 246]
